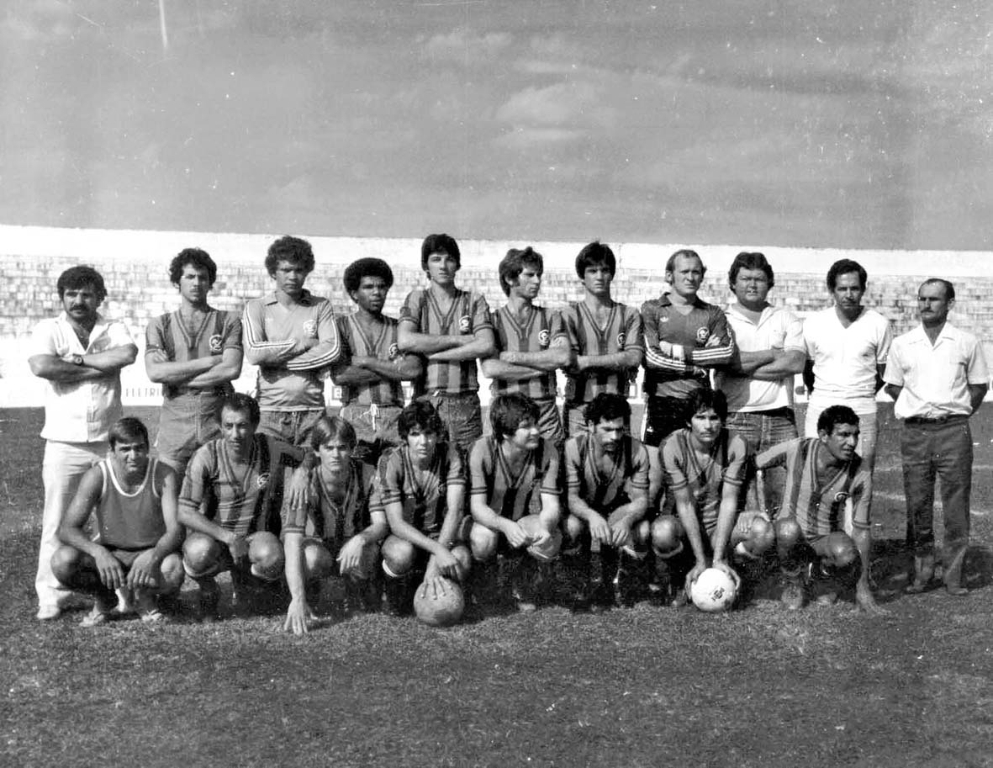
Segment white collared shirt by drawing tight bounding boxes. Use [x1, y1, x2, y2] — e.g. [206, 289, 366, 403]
[883, 322, 989, 420]
[718, 302, 804, 412]
[31, 312, 135, 442]
[803, 306, 892, 407]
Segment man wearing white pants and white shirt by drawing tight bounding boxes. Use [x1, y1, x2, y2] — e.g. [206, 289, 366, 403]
[28, 266, 138, 620]
[801, 259, 892, 472]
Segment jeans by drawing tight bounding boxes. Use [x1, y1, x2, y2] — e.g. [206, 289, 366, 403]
[258, 409, 325, 448]
[726, 408, 798, 517]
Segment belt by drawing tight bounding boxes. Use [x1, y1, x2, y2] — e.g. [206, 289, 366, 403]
[904, 414, 968, 426]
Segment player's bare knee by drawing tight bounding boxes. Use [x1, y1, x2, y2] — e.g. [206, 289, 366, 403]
[747, 516, 775, 556]
[248, 532, 285, 580]
[452, 545, 473, 580]
[183, 532, 224, 577]
[469, 522, 499, 562]
[651, 515, 683, 556]
[775, 518, 802, 551]
[51, 545, 83, 584]
[562, 514, 586, 547]
[157, 553, 185, 594]
[824, 531, 857, 568]
[381, 535, 416, 577]
[303, 541, 335, 582]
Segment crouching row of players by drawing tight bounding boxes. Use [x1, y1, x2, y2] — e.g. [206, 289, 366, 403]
[49, 387, 878, 632]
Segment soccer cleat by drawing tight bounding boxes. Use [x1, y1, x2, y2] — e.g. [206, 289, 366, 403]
[135, 589, 166, 623]
[197, 580, 221, 622]
[780, 568, 807, 611]
[81, 597, 115, 628]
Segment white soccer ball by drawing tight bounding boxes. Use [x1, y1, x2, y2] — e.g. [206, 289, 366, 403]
[689, 567, 740, 613]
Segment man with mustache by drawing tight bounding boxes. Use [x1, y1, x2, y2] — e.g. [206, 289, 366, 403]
[243, 235, 343, 447]
[801, 259, 892, 471]
[883, 279, 988, 596]
[757, 405, 880, 613]
[28, 266, 138, 621]
[145, 248, 243, 484]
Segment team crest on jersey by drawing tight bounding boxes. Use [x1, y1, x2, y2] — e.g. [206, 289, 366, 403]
[459, 315, 472, 334]
[256, 473, 270, 489]
[617, 332, 626, 347]
[303, 320, 318, 338]
[388, 343, 399, 360]
[834, 491, 850, 503]
[538, 329, 550, 348]
[209, 334, 224, 353]
[696, 327, 710, 344]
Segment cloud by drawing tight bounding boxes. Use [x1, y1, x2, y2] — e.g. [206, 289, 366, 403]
[496, 80, 618, 130]
[423, 29, 512, 63]
[493, 128, 584, 149]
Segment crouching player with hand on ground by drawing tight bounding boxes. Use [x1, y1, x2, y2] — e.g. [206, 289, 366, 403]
[282, 416, 388, 634]
[378, 401, 472, 616]
[652, 389, 774, 607]
[178, 393, 302, 620]
[560, 393, 653, 610]
[757, 405, 880, 613]
[52, 417, 184, 626]
[468, 393, 562, 612]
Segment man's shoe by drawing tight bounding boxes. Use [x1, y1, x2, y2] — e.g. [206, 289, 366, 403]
[198, 581, 221, 623]
[905, 553, 936, 594]
[135, 589, 166, 623]
[946, 584, 969, 597]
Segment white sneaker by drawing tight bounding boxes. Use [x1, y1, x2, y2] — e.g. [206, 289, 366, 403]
[36, 605, 62, 621]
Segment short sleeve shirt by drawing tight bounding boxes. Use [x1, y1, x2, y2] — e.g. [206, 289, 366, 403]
[31, 312, 136, 442]
[399, 288, 492, 396]
[335, 314, 405, 407]
[661, 428, 749, 532]
[489, 305, 566, 402]
[803, 307, 892, 407]
[560, 301, 644, 404]
[564, 433, 650, 511]
[379, 443, 465, 538]
[145, 309, 242, 399]
[883, 322, 989, 420]
[469, 436, 560, 522]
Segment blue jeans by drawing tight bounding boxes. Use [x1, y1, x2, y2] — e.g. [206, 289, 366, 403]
[726, 408, 798, 517]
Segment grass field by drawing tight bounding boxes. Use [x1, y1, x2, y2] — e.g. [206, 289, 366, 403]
[2, 405, 993, 767]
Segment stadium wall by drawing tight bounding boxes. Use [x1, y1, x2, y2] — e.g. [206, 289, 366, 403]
[1, 224, 991, 408]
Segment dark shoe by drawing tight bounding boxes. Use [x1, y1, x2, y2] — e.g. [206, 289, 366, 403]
[905, 552, 936, 594]
[383, 575, 412, 617]
[198, 580, 221, 622]
[780, 568, 807, 611]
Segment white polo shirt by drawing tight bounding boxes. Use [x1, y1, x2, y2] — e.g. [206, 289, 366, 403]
[717, 303, 804, 412]
[803, 306, 892, 413]
[883, 322, 989, 420]
[31, 312, 135, 443]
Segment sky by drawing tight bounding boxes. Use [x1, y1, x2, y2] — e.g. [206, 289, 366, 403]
[1, 0, 991, 250]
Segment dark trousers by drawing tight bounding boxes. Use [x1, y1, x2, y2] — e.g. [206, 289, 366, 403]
[901, 417, 973, 587]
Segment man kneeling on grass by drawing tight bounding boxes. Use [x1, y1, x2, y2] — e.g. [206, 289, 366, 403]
[560, 393, 652, 611]
[756, 405, 881, 613]
[468, 393, 562, 612]
[52, 417, 184, 626]
[178, 393, 302, 620]
[652, 389, 774, 607]
[282, 416, 388, 635]
[379, 400, 472, 616]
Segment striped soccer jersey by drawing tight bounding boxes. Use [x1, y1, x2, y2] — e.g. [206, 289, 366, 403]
[564, 433, 650, 512]
[94, 458, 165, 550]
[661, 428, 749, 533]
[379, 443, 465, 538]
[489, 304, 565, 401]
[283, 459, 381, 546]
[180, 434, 301, 536]
[145, 308, 242, 399]
[242, 290, 340, 410]
[336, 314, 404, 407]
[469, 436, 560, 522]
[757, 437, 871, 538]
[399, 287, 492, 396]
[560, 300, 644, 404]
[641, 294, 735, 399]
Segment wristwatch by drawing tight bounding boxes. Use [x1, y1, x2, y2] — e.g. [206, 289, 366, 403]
[71, 354, 84, 366]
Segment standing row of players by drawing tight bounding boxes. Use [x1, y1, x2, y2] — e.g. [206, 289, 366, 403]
[30, 234, 988, 626]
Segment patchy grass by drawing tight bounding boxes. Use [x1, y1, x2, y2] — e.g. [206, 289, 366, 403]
[2, 405, 993, 767]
